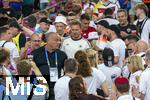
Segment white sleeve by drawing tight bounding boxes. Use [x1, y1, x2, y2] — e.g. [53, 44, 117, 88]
[111, 46, 119, 57]
[141, 21, 150, 44]
[11, 44, 20, 58]
[95, 69, 106, 87]
[139, 73, 146, 94]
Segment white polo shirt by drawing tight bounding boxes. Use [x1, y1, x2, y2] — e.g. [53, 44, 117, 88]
[139, 67, 150, 100]
[107, 39, 126, 67]
[61, 37, 90, 58]
[54, 76, 71, 100]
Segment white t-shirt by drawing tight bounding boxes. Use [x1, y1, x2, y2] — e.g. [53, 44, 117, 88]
[54, 76, 71, 100]
[84, 67, 106, 94]
[0, 40, 19, 69]
[97, 64, 121, 90]
[117, 94, 139, 100]
[122, 65, 130, 78]
[129, 70, 142, 95]
[134, 18, 150, 44]
[139, 67, 150, 100]
[107, 39, 126, 67]
[61, 38, 90, 58]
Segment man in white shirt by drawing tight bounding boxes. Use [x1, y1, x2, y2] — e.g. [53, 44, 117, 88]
[105, 25, 126, 67]
[114, 76, 136, 100]
[134, 3, 150, 44]
[139, 49, 150, 100]
[54, 58, 78, 100]
[61, 20, 91, 58]
[98, 48, 121, 90]
[0, 27, 19, 69]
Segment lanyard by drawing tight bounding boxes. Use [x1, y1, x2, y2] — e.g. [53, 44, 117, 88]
[45, 49, 58, 68]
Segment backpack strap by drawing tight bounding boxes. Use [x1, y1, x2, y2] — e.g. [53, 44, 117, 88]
[1, 41, 8, 47]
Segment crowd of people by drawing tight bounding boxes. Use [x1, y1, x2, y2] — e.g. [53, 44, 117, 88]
[0, 0, 150, 100]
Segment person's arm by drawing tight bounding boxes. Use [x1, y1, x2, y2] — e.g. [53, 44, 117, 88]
[114, 56, 119, 64]
[19, 24, 34, 37]
[21, 26, 34, 36]
[101, 80, 109, 97]
[140, 93, 145, 100]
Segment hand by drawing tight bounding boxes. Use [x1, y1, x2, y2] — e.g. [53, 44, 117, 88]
[30, 61, 37, 70]
[132, 85, 140, 98]
[120, 31, 128, 38]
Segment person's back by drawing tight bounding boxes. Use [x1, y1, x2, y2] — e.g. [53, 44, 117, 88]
[84, 67, 106, 94]
[139, 67, 150, 100]
[98, 64, 121, 89]
[54, 76, 71, 100]
[107, 38, 126, 67]
[54, 59, 78, 100]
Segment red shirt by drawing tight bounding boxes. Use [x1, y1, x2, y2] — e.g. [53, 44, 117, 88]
[81, 26, 96, 39]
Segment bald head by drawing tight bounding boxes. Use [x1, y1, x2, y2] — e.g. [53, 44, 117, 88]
[136, 40, 149, 53]
[46, 32, 61, 51]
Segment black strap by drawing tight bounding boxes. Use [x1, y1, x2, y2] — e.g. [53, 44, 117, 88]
[27, 84, 36, 100]
[141, 54, 145, 58]
[1, 41, 7, 47]
[133, 96, 135, 100]
[137, 17, 149, 36]
[128, 72, 131, 79]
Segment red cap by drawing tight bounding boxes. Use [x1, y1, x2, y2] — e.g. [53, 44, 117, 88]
[114, 76, 129, 85]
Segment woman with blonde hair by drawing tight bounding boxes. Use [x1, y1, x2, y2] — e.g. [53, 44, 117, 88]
[85, 48, 98, 68]
[74, 50, 109, 97]
[127, 55, 144, 98]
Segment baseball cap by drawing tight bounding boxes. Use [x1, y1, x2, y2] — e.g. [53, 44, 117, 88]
[54, 16, 67, 26]
[87, 32, 99, 40]
[114, 76, 129, 86]
[102, 47, 114, 67]
[107, 24, 121, 38]
[39, 17, 52, 24]
[95, 20, 109, 28]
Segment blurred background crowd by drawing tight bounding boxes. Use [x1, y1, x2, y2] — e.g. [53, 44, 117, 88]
[0, 0, 150, 100]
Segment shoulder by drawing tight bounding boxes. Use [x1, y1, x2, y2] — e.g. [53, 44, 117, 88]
[33, 46, 45, 54]
[2, 41, 18, 49]
[62, 38, 72, 43]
